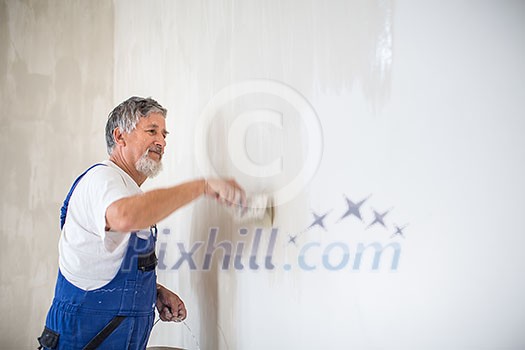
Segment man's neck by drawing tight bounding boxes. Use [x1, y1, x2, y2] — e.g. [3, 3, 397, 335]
[109, 154, 147, 186]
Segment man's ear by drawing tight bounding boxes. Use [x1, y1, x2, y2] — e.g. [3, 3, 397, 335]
[113, 127, 126, 147]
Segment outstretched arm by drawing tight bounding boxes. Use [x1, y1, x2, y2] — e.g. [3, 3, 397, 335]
[105, 178, 246, 232]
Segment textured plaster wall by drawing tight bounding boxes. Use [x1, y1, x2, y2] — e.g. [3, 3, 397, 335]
[0, 1, 114, 348]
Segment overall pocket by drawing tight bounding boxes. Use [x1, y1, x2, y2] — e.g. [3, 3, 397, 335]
[37, 326, 59, 349]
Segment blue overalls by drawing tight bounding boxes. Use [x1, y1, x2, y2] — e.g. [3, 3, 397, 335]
[39, 164, 158, 349]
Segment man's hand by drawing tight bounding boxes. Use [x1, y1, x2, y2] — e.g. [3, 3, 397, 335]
[204, 178, 246, 207]
[156, 284, 187, 322]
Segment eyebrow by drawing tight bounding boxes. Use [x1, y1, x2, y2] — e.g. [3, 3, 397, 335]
[144, 124, 170, 135]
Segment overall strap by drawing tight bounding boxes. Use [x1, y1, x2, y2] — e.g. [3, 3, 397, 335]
[60, 163, 106, 230]
[82, 316, 126, 350]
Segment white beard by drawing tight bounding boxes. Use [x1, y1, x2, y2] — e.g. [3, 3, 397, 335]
[135, 149, 163, 178]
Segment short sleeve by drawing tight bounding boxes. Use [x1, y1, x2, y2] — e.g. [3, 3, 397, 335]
[79, 165, 140, 239]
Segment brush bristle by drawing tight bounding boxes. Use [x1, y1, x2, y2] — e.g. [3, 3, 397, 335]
[232, 194, 273, 224]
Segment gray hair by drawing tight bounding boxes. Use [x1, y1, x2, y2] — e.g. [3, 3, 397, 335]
[105, 96, 167, 155]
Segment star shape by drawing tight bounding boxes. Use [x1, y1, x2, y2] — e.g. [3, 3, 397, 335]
[338, 194, 371, 222]
[366, 208, 391, 229]
[390, 223, 408, 238]
[308, 211, 330, 231]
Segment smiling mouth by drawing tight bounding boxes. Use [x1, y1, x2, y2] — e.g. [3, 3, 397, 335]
[148, 149, 163, 159]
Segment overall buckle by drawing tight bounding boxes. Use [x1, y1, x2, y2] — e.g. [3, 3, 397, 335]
[138, 250, 157, 272]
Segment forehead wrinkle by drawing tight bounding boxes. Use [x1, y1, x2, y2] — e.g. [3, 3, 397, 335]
[144, 123, 160, 128]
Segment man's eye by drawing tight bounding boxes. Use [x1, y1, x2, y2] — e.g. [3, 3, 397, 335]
[146, 130, 156, 135]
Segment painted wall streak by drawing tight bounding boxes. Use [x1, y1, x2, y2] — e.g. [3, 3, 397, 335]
[112, 1, 393, 349]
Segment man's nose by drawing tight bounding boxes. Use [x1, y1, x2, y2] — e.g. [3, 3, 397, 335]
[155, 135, 166, 149]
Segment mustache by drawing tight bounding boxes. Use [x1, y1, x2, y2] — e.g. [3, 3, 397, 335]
[143, 146, 163, 157]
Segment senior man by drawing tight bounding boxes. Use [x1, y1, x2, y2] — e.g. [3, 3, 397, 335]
[38, 96, 245, 349]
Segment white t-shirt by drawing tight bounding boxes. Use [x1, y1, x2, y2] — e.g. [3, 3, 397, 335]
[58, 160, 148, 291]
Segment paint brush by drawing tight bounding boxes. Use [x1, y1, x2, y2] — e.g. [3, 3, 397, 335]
[231, 193, 274, 226]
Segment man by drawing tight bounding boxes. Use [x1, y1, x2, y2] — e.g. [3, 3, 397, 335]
[38, 96, 245, 349]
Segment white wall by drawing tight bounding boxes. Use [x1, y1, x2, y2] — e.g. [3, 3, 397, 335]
[1, 1, 524, 349]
